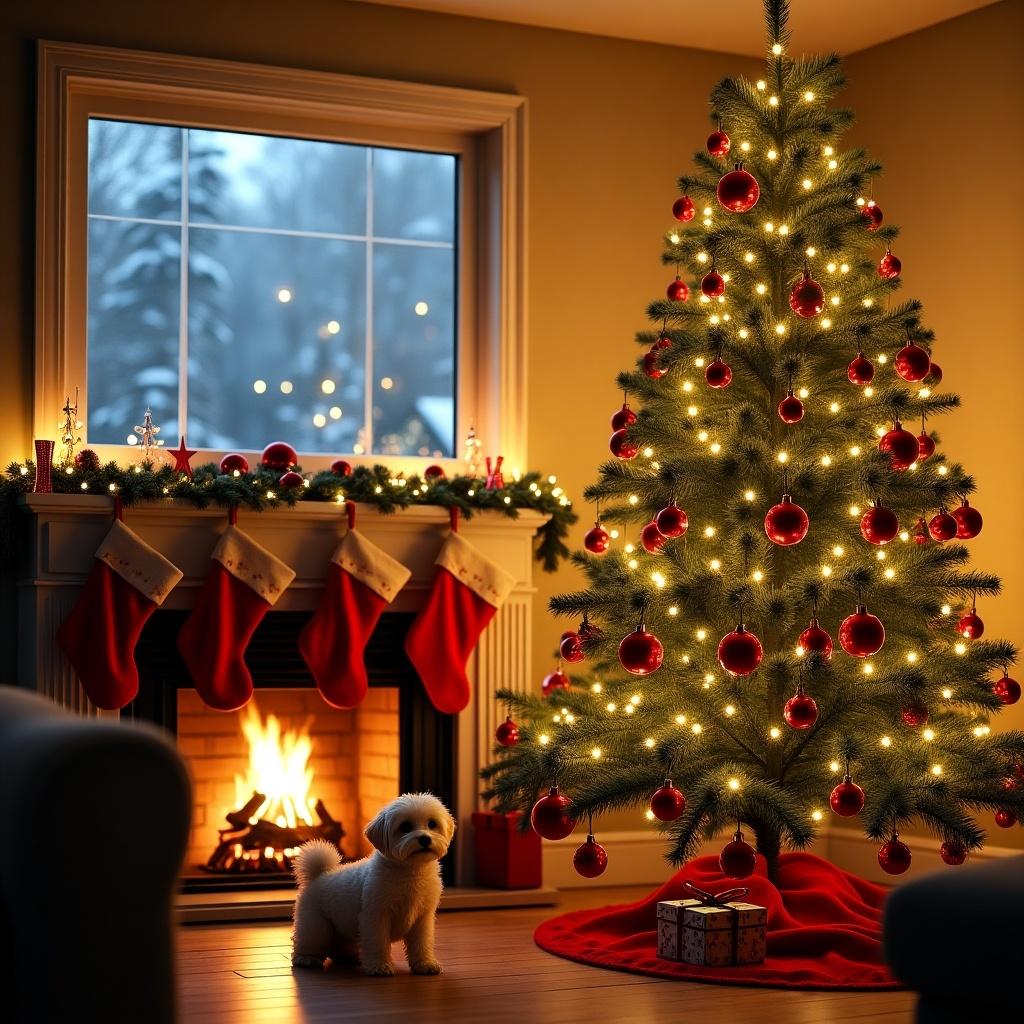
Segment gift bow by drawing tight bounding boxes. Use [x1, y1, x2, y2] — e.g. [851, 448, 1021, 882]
[682, 880, 749, 906]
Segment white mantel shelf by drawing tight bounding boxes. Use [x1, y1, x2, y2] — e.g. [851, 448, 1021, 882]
[16, 493, 548, 888]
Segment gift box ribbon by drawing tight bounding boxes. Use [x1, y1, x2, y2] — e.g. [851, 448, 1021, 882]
[679, 881, 751, 964]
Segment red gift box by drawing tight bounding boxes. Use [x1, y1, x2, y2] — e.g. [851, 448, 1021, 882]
[472, 810, 542, 889]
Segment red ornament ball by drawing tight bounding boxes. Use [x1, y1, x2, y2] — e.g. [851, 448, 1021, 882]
[584, 523, 611, 555]
[926, 362, 943, 386]
[839, 606, 885, 658]
[330, 459, 353, 477]
[701, 269, 727, 298]
[707, 129, 731, 157]
[848, 353, 875, 386]
[860, 502, 900, 545]
[261, 441, 298, 471]
[559, 632, 584, 663]
[995, 808, 1017, 829]
[917, 431, 935, 461]
[424, 464, 446, 480]
[578, 618, 600, 641]
[667, 277, 690, 302]
[650, 780, 687, 822]
[653, 334, 672, 350]
[672, 195, 696, 222]
[609, 429, 638, 460]
[878, 836, 912, 875]
[799, 618, 833, 659]
[784, 691, 819, 730]
[656, 504, 689, 538]
[717, 625, 763, 677]
[641, 520, 667, 554]
[495, 717, 519, 747]
[830, 778, 866, 817]
[719, 830, 758, 879]
[958, 611, 985, 640]
[643, 349, 665, 379]
[952, 501, 983, 539]
[278, 470, 304, 490]
[901, 702, 929, 728]
[611, 403, 637, 431]
[994, 674, 1021, 706]
[717, 167, 760, 213]
[878, 249, 902, 279]
[894, 342, 931, 382]
[879, 422, 919, 470]
[573, 835, 608, 878]
[618, 626, 664, 676]
[764, 494, 809, 546]
[219, 453, 249, 475]
[928, 509, 958, 542]
[705, 357, 733, 389]
[74, 448, 101, 472]
[940, 841, 968, 866]
[542, 670, 570, 697]
[788, 275, 825, 319]
[530, 786, 576, 840]
[913, 517, 929, 545]
[861, 201, 883, 230]
[778, 392, 805, 424]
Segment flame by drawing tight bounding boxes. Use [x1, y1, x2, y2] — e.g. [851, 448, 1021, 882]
[233, 702, 316, 828]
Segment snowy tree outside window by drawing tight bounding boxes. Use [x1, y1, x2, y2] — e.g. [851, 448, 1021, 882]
[86, 119, 457, 458]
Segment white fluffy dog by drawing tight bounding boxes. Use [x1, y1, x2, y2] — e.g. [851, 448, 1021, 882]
[291, 792, 455, 976]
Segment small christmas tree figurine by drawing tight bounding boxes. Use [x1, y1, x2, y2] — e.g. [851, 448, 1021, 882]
[130, 407, 166, 463]
[485, 0, 1024, 885]
[57, 387, 83, 468]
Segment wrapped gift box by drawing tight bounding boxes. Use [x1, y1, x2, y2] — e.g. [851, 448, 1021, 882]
[657, 886, 767, 966]
[471, 811, 542, 889]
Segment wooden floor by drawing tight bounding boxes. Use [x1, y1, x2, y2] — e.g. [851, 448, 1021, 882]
[177, 886, 916, 1023]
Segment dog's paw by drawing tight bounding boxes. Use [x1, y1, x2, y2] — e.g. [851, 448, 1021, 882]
[411, 960, 443, 976]
[292, 954, 325, 969]
[362, 962, 396, 977]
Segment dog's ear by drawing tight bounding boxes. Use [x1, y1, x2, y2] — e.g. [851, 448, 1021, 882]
[364, 805, 392, 854]
[444, 810, 456, 841]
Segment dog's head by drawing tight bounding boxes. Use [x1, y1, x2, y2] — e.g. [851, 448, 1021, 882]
[364, 793, 456, 866]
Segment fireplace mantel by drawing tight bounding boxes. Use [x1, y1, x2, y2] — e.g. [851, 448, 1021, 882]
[16, 493, 547, 886]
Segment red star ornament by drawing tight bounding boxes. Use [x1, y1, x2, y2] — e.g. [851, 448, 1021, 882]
[170, 436, 197, 478]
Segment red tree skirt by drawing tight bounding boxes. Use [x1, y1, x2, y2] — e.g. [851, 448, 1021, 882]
[534, 852, 902, 989]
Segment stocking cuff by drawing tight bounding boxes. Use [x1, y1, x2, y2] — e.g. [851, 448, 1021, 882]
[333, 529, 411, 603]
[212, 525, 296, 605]
[96, 519, 183, 606]
[436, 532, 516, 608]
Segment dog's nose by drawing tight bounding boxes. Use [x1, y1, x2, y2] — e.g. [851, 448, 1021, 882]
[418, 835, 432, 848]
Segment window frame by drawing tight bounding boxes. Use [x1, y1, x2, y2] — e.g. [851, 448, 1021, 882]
[37, 41, 527, 474]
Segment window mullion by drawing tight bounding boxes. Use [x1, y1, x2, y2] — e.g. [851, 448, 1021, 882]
[177, 129, 190, 441]
[363, 147, 374, 456]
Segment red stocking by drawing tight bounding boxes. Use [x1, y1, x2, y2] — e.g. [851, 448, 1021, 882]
[177, 525, 295, 711]
[299, 527, 410, 708]
[404, 530, 515, 713]
[57, 519, 182, 710]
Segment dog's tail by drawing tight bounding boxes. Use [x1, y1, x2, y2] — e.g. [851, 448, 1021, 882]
[294, 839, 342, 887]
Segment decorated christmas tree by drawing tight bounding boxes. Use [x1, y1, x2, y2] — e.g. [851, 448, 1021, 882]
[484, 0, 1024, 886]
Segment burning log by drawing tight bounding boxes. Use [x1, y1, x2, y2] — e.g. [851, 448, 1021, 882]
[205, 792, 346, 874]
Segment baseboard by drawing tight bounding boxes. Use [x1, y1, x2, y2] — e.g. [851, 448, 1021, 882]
[543, 825, 1022, 889]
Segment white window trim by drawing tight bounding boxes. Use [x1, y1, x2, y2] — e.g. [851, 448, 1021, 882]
[36, 40, 528, 474]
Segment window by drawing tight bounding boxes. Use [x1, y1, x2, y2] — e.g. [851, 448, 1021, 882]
[38, 43, 526, 471]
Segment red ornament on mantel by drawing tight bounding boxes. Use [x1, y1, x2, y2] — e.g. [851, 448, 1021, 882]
[928, 508, 959, 542]
[860, 500, 900, 545]
[707, 128, 731, 157]
[952, 500, 983, 539]
[784, 689, 819, 730]
[672, 195, 696, 222]
[878, 835, 912, 875]
[424, 464, 446, 481]
[278, 470, 304, 490]
[701, 268, 727, 298]
[799, 618, 833, 659]
[219, 452, 250, 475]
[830, 776, 866, 817]
[650, 779, 687, 822]
[618, 625, 664, 676]
[878, 420, 919, 471]
[717, 165, 760, 213]
[261, 441, 298, 471]
[878, 248, 902, 279]
[839, 605, 885, 658]
[861, 200, 883, 230]
[940, 841, 968, 866]
[641, 521, 667, 553]
[719, 828, 757, 879]
[609, 429, 639, 460]
[705, 356, 733, 389]
[957, 611, 985, 640]
[778, 391, 805, 424]
[495, 717, 520, 747]
[894, 342, 931, 382]
[994, 673, 1021, 706]
[848, 352, 875, 386]
[330, 459, 352, 477]
[611, 402, 637, 431]
[717, 624, 763, 676]
[656, 503, 689, 538]
[530, 785, 576, 840]
[584, 521, 611, 554]
[541, 668, 570, 697]
[667, 277, 690, 302]
[573, 834, 608, 878]
[788, 272, 825, 319]
[764, 494, 809, 546]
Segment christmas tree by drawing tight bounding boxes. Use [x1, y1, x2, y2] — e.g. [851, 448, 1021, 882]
[484, 0, 1024, 885]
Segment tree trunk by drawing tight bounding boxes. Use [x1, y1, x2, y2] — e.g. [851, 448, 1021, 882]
[753, 823, 782, 887]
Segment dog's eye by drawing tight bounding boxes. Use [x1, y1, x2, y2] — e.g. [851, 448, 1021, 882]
[398, 821, 414, 834]
[428, 819, 438, 830]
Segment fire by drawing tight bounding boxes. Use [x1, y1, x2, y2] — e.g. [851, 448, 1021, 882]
[233, 702, 316, 828]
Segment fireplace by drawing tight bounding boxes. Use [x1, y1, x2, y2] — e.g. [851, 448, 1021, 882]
[126, 610, 456, 887]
